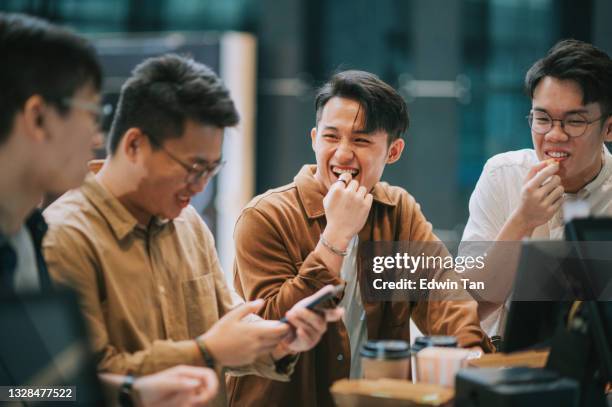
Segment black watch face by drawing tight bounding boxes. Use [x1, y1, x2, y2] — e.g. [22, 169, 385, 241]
[119, 389, 134, 407]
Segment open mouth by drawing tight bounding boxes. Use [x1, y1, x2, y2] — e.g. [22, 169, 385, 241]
[331, 165, 360, 180]
[545, 151, 570, 161]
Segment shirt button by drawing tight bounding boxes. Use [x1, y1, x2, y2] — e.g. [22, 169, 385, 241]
[336, 354, 344, 361]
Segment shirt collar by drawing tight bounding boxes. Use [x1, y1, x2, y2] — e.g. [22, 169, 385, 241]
[294, 164, 398, 219]
[81, 160, 140, 241]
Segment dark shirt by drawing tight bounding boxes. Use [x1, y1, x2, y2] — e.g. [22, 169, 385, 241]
[0, 209, 52, 295]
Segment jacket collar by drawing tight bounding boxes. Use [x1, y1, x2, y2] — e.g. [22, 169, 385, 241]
[294, 164, 398, 219]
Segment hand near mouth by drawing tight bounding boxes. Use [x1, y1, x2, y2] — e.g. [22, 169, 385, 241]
[320, 172, 373, 252]
[509, 160, 564, 236]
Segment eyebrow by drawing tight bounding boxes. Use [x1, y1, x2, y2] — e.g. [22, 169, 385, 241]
[533, 107, 590, 115]
[192, 157, 223, 166]
[322, 125, 372, 135]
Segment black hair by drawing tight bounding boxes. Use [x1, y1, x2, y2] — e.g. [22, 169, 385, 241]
[314, 70, 409, 142]
[525, 39, 612, 117]
[107, 54, 239, 155]
[0, 13, 102, 144]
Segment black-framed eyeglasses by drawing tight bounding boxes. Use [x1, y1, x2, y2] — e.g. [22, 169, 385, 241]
[146, 134, 226, 185]
[61, 98, 113, 127]
[527, 110, 605, 138]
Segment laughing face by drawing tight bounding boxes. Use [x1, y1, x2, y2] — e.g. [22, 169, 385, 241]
[310, 97, 404, 193]
[531, 76, 612, 193]
[137, 119, 223, 220]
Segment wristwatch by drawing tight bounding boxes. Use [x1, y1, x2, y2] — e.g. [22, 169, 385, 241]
[118, 374, 135, 407]
[195, 336, 216, 368]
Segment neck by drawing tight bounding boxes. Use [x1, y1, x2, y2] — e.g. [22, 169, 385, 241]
[0, 139, 43, 235]
[95, 158, 152, 226]
[564, 150, 605, 194]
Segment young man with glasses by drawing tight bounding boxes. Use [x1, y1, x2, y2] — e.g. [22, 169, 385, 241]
[461, 39, 612, 337]
[42, 54, 343, 407]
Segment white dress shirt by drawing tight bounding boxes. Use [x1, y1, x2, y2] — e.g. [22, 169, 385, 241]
[462, 147, 612, 336]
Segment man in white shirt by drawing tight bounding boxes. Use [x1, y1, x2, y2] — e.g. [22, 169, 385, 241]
[462, 39, 612, 337]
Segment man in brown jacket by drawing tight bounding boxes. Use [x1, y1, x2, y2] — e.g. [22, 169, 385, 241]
[228, 70, 493, 406]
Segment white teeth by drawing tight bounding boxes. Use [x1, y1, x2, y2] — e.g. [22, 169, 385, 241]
[548, 151, 569, 158]
[332, 167, 358, 175]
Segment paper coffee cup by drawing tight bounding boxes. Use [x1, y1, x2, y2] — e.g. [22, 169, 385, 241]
[360, 340, 411, 380]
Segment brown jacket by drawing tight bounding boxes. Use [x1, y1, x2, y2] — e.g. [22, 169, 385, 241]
[228, 165, 492, 407]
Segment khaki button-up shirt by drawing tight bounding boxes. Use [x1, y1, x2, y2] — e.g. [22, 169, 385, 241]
[43, 169, 292, 406]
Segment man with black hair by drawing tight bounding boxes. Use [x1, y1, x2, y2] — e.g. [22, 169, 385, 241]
[0, 11, 103, 296]
[43, 53, 342, 406]
[228, 70, 492, 406]
[0, 13, 224, 406]
[462, 39, 612, 336]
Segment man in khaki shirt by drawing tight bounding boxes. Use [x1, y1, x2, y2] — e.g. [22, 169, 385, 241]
[43, 54, 342, 406]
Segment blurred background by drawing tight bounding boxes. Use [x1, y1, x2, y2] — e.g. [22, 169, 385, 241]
[2, 0, 611, 275]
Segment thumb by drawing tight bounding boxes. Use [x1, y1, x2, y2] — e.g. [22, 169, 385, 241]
[226, 299, 264, 321]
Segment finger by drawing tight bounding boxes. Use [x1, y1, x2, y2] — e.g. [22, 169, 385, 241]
[365, 193, 373, 208]
[293, 285, 335, 309]
[323, 307, 344, 322]
[346, 178, 359, 192]
[356, 185, 367, 199]
[546, 191, 564, 210]
[252, 323, 291, 340]
[539, 175, 562, 195]
[526, 161, 551, 181]
[287, 308, 325, 334]
[174, 366, 219, 390]
[289, 308, 326, 331]
[543, 184, 564, 206]
[256, 343, 281, 355]
[529, 162, 559, 187]
[296, 325, 319, 346]
[181, 369, 219, 406]
[338, 172, 352, 185]
[190, 384, 218, 407]
[225, 299, 264, 321]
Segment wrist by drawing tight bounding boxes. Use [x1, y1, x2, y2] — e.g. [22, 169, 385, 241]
[118, 375, 135, 407]
[321, 229, 351, 252]
[195, 335, 218, 368]
[509, 210, 536, 238]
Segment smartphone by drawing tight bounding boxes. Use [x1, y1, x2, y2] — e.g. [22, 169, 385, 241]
[280, 284, 345, 323]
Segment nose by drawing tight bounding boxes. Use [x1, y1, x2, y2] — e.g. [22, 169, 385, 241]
[333, 140, 355, 163]
[92, 130, 104, 150]
[544, 120, 570, 143]
[189, 175, 209, 195]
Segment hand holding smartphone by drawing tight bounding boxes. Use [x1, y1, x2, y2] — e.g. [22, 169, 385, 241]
[279, 284, 344, 323]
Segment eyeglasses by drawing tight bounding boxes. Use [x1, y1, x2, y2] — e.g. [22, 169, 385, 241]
[62, 98, 113, 127]
[146, 134, 226, 185]
[527, 110, 604, 138]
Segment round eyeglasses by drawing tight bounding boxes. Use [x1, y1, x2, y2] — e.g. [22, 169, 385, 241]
[147, 134, 226, 185]
[527, 110, 604, 138]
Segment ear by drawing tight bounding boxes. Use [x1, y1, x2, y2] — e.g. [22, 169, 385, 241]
[21, 95, 47, 143]
[603, 116, 612, 143]
[121, 128, 149, 163]
[386, 138, 405, 164]
[310, 127, 317, 151]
